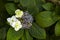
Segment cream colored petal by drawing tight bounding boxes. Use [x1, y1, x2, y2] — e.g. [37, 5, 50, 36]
[13, 20, 22, 31]
[15, 9, 23, 18]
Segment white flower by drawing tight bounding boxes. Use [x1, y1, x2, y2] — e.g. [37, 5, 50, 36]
[7, 16, 17, 23]
[15, 9, 23, 18]
[12, 20, 22, 31]
[7, 15, 22, 31]
[14, 21, 22, 31]
[10, 20, 22, 31]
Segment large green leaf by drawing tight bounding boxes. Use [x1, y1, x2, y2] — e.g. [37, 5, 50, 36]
[27, 6, 39, 16]
[20, 0, 39, 14]
[7, 0, 14, 2]
[55, 20, 60, 36]
[20, 0, 36, 7]
[29, 23, 46, 39]
[35, 11, 56, 28]
[35, 0, 45, 11]
[42, 3, 54, 11]
[21, 29, 33, 40]
[14, 0, 19, 3]
[5, 3, 16, 15]
[20, 0, 44, 15]
[25, 29, 33, 40]
[20, 0, 45, 8]
[21, 34, 26, 40]
[7, 0, 19, 3]
[7, 28, 24, 40]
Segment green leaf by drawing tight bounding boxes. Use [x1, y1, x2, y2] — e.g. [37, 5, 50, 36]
[7, 28, 24, 40]
[29, 23, 46, 39]
[20, 0, 35, 7]
[53, 6, 60, 20]
[0, 28, 7, 40]
[20, 0, 39, 15]
[21, 29, 33, 40]
[35, 11, 56, 28]
[55, 5, 60, 16]
[14, 0, 19, 3]
[42, 3, 54, 11]
[5, 3, 16, 15]
[7, 0, 14, 2]
[20, 0, 45, 8]
[27, 6, 39, 15]
[20, 0, 46, 16]
[35, 0, 45, 11]
[55, 20, 60, 36]
[7, 0, 19, 3]
[25, 29, 33, 40]
[21, 34, 26, 40]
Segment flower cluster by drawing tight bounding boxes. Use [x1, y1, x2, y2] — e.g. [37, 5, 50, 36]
[7, 9, 33, 31]
[7, 9, 23, 31]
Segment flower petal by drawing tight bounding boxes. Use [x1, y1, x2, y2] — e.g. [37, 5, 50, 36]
[7, 18, 11, 23]
[15, 9, 23, 18]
